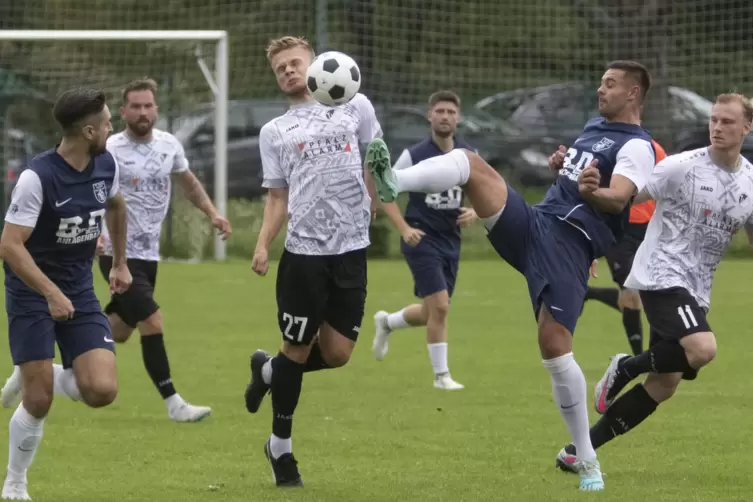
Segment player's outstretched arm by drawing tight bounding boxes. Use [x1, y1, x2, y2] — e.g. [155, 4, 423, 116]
[175, 170, 232, 240]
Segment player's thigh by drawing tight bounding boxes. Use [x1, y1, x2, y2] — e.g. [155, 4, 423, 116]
[403, 249, 448, 300]
[461, 150, 509, 219]
[642, 288, 711, 380]
[323, 248, 368, 343]
[108, 259, 160, 329]
[484, 184, 536, 273]
[275, 250, 328, 346]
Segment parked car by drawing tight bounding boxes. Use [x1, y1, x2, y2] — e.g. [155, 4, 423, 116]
[475, 82, 753, 160]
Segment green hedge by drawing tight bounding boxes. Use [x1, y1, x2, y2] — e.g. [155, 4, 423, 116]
[161, 189, 753, 261]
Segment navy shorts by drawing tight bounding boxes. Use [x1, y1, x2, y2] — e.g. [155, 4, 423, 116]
[486, 185, 591, 334]
[403, 245, 459, 299]
[7, 293, 115, 369]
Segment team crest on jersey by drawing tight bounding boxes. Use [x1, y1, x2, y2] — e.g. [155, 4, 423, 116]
[591, 137, 615, 152]
[92, 181, 107, 203]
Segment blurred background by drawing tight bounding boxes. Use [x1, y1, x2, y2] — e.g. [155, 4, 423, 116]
[0, 0, 751, 260]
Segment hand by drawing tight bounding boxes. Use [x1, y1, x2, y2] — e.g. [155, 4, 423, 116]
[548, 145, 567, 171]
[211, 214, 232, 241]
[95, 235, 105, 256]
[401, 227, 425, 247]
[590, 259, 599, 279]
[109, 262, 132, 295]
[456, 207, 477, 228]
[578, 160, 600, 195]
[46, 290, 75, 321]
[251, 248, 269, 276]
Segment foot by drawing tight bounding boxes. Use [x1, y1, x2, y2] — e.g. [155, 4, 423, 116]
[593, 353, 629, 414]
[245, 350, 272, 413]
[555, 443, 578, 474]
[365, 139, 397, 202]
[434, 373, 464, 390]
[168, 402, 212, 423]
[1, 367, 21, 409]
[2, 477, 30, 500]
[577, 459, 605, 491]
[372, 311, 392, 361]
[264, 440, 303, 487]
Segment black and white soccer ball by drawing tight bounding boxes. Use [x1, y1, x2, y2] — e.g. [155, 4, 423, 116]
[306, 51, 361, 106]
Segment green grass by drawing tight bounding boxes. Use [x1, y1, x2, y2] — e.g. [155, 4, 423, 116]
[1, 258, 752, 501]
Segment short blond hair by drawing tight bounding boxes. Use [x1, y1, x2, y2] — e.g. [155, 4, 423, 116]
[715, 93, 753, 123]
[265, 36, 315, 62]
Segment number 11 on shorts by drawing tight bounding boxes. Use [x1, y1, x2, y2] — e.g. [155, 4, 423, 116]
[282, 312, 308, 342]
[677, 305, 698, 329]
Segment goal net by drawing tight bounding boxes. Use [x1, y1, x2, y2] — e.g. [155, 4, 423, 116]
[1, 1, 752, 260]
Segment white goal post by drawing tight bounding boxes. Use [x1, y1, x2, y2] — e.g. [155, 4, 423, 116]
[0, 30, 230, 261]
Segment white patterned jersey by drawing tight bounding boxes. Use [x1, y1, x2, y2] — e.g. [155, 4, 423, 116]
[260, 93, 382, 255]
[625, 147, 753, 309]
[101, 129, 189, 261]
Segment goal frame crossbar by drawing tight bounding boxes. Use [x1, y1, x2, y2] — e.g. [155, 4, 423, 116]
[0, 30, 230, 260]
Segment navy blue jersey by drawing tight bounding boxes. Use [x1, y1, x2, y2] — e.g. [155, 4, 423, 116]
[4, 148, 119, 309]
[536, 118, 655, 258]
[397, 137, 474, 257]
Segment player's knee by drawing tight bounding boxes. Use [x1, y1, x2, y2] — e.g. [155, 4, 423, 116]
[322, 346, 352, 368]
[425, 297, 450, 322]
[642, 374, 682, 403]
[22, 387, 53, 419]
[537, 310, 572, 359]
[681, 331, 717, 368]
[138, 310, 164, 336]
[80, 378, 118, 408]
[108, 314, 134, 343]
[618, 289, 642, 310]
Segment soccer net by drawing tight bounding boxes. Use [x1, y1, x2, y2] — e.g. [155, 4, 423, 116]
[1, 1, 752, 260]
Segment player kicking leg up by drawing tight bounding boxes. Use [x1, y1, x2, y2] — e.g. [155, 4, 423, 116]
[0, 87, 131, 500]
[367, 61, 662, 492]
[242, 36, 383, 487]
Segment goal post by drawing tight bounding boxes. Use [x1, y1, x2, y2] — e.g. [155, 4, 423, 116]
[0, 30, 230, 261]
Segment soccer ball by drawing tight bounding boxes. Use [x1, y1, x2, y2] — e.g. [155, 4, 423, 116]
[306, 51, 361, 106]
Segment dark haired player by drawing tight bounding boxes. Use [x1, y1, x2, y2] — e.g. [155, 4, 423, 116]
[556, 92, 753, 472]
[0, 87, 131, 500]
[366, 61, 658, 492]
[373, 90, 476, 390]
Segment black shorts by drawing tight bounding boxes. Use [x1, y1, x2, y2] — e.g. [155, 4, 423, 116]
[641, 287, 711, 380]
[605, 223, 647, 287]
[275, 248, 367, 346]
[98, 256, 159, 328]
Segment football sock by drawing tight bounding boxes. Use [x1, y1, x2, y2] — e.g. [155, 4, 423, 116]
[427, 342, 449, 375]
[395, 149, 470, 193]
[262, 359, 273, 385]
[270, 353, 304, 450]
[585, 287, 619, 310]
[141, 334, 176, 399]
[7, 404, 44, 483]
[386, 309, 410, 330]
[269, 434, 292, 459]
[303, 342, 330, 373]
[622, 308, 644, 356]
[590, 383, 658, 449]
[543, 352, 597, 462]
[52, 364, 81, 401]
[609, 339, 693, 400]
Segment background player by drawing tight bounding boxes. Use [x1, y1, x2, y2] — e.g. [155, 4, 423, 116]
[0, 87, 131, 500]
[97, 78, 230, 422]
[551, 139, 667, 355]
[366, 61, 658, 492]
[372, 90, 476, 390]
[555, 92, 753, 471]
[243, 36, 382, 487]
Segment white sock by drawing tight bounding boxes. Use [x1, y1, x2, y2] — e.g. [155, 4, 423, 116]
[165, 393, 185, 412]
[269, 434, 292, 459]
[395, 149, 470, 193]
[386, 309, 409, 330]
[7, 404, 44, 483]
[52, 364, 81, 401]
[428, 342, 449, 375]
[261, 360, 273, 385]
[543, 353, 597, 462]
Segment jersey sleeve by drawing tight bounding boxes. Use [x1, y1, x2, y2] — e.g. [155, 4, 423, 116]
[5, 169, 43, 228]
[108, 156, 120, 199]
[644, 156, 689, 200]
[392, 149, 413, 170]
[352, 93, 383, 143]
[171, 138, 190, 173]
[260, 124, 287, 189]
[612, 138, 656, 192]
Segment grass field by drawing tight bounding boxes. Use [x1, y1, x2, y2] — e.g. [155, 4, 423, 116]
[0, 257, 752, 501]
